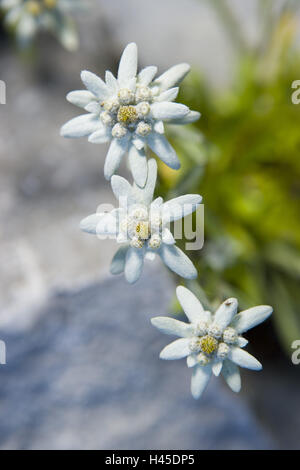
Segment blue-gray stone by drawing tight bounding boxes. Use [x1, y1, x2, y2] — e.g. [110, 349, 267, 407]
[0, 266, 273, 449]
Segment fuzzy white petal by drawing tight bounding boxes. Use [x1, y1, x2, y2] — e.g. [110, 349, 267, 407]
[95, 213, 118, 236]
[105, 70, 119, 93]
[161, 228, 175, 245]
[138, 66, 157, 86]
[142, 158, 157, 204]
[153, 121, 165, 134]
[228, 347, 262, 371]
[151, 102, 189, 120]
[156, 87, 179, 102]
[147, 133, 180, 170]
[127, 77, 137, 92]
[232, 305, 273, 333]
[80, 212, 117, 236]
[222, 359, 241, 393]
[159, 338, 191, 360]
[118, 42, 138, 87]
[117, 233, 128, 244]
[191, 364, 212, 399]
[104, 135, 130, 180]
[111, 174, 134, 206]
[80, 213, 103, 234]
[176, 286, 209, 323]
[124, 246, 145, 284]
[155, 63, 190, 92]
[17, 14, 37, 42]
[162, 194, 202, 223]
[60, 114, 100, 138]
[187, 354, 198, 368]
[132, 137, 145, 150]
[133, 158, 157, 206]
[110, 245, 129, 275]
[213, 298, 238, 331]
[128, 146, 148, 188]
[88, 127, 110, 144]
[159, 245, 197, 280]
[4, 5, 22, 26]
[237, 337, 248, 348]
[151, 317, 193, 338]
[66, 90, 96, 108]
[56, 15, 79, 52]
[81, 71, 109, 100]
[85, 102, 101, 114]
[212, 361, 223, 377]
[145, 251, 156, 261]
[166, 110, 201, 125]
[2, 0, 20, 10]
[151, 196, 164, 209]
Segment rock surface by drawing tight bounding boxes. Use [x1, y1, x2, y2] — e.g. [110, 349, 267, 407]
[0, 265, 273, 450]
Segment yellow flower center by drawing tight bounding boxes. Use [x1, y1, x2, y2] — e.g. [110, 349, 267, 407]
[26, 1, 42, 15]
[117, 106, 138, 124]
[199, 335, 218, 355]
[135, 222, 150, 240]
[43, 0, 57, 9]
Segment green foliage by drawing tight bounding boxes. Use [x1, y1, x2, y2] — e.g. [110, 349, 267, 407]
[158, 3, 300, 354]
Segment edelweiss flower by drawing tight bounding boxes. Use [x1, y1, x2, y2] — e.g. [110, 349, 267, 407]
[80, 159, 202, 284]
[151, 286, 273, 399]
[0, 0, 83, 50]
[61, 42, 200, 187]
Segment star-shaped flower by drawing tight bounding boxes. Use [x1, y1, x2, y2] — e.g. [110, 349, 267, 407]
[151, 286, 273, 399]
[61, 42, 200, 187]
[80, 159, 202, 284]
[1, 0, 83, 50]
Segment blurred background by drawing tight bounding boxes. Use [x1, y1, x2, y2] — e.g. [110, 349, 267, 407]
[0, 0, 299, 450]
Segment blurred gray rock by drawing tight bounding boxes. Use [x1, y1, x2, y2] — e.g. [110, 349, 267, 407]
[0, 265, 273, 449]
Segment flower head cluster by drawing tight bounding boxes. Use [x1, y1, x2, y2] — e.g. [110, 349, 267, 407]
[80, 159, 202, 284]
[0, 0, 83, 50]
[152, 286, 273, 399]
[61, 42, 200, 186]
[60, 42, 273, 401]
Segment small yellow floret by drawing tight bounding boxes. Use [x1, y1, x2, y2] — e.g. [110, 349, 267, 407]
[43, 0, 57, 9]
[26, 1, 42, 15]
[135, 221, 150, 240]
[117, 106, 138, 124]
[148, 234, 161, 249]
[199, 335, 218, 355]
[130, 237, 144, 249]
